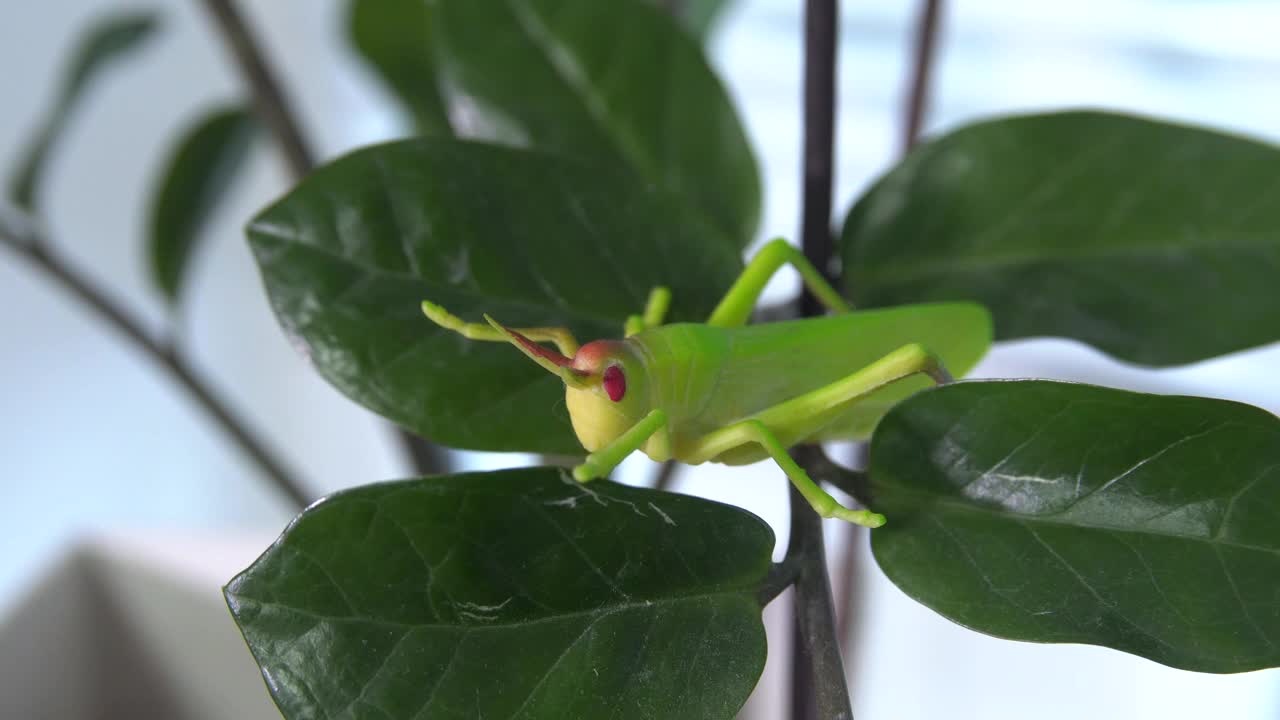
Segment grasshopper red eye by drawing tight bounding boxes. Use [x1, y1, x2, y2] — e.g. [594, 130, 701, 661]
[603, 365, 626, 402]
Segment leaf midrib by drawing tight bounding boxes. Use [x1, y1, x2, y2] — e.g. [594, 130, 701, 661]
[228, 585, 754, 632]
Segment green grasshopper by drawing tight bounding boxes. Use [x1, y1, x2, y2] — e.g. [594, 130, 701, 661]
[422, 238, 991, 527]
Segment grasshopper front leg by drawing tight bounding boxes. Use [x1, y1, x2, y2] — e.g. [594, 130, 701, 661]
[422, 301, 580, 357]
[573, 409, 670, 482]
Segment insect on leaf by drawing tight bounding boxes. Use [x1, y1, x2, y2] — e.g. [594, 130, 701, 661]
[246, 139, 743, 455]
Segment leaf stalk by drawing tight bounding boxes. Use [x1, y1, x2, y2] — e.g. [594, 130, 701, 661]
[790, 0, 855, 717]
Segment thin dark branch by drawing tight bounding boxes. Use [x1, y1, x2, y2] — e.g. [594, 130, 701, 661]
[0, 223, 311, 509]
[402, 438, 449, 478]
[900, 0, 943, 154]
[788, 457, 852, 720]
[834, 521, 865, 655]
[198, 0, 314, 178]
[199, 0, 445, 476]
[757, 558, 801, 606]
[798, 0, 839, 319]
[803, 446, 871, 507]
[651, 460, 681, 492]
[834, 443, 870, 650]
[789, 0, 853, 718]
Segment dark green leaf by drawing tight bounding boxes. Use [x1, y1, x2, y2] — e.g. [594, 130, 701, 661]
[650, 0, 735, 39]
[247, 139, 742, 454]
[9, 11, 161, 212]
[841, 111, 1280, 366]
[869, 380, 1280, 673]
[347, 0, 451, 135]
[226, 467, 773, 719]
[148, 106, 257, 303]
[433, 0, 759, 246]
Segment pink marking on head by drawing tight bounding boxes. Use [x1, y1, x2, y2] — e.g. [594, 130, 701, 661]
[501, 326, 588, 377]
[603, 365, 626, 402]
[571, 340, 616, 373]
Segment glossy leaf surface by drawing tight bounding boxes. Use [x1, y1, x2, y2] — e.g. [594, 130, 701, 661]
[227, 467, 773, 719]
[433, 0, 759, 246]
[348, 0, 451, 135]
[247, 139, 742, 454]
[148, 106, 257, 303]
[842, 111, 1280, 366]
[10, 11, 160, 211]
[870, 380, 1280, 673]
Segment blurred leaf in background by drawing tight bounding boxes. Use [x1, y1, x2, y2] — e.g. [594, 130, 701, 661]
[148, 106, 258, 304]
[9, 11, 161, 213]
[347, 0, 452, 136]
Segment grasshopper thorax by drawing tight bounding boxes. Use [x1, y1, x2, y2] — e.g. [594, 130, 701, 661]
[565, 340, 651, 452]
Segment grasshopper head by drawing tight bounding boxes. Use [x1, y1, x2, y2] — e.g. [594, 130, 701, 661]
[485, 318, 651, 453]
[563, 340, 651, 452]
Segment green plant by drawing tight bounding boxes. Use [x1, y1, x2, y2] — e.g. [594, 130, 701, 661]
[5, 1, 1278, 718]
[422, 243, 991, 526]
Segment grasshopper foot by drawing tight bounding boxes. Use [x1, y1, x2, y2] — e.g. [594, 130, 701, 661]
[829, 506, 887, 528]
[572, 461, 601, 483]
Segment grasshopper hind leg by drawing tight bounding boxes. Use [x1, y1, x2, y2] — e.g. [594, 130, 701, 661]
[707, 237, 852, 328]
[680, 343, 955, 527]
[684, 419, 885, 528]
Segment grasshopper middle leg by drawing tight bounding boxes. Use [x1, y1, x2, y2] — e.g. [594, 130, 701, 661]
[573, 409, 670, 482]
[624, 287, 673, 336]
[707, 237, 852, 328]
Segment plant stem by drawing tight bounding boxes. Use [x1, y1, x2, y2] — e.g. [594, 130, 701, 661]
[757, 556, 801, 606]
[900, 0, 942, 155]
[651, 459, 681, 491]
[198, 0, 313, 179]
[834, 0, 945, 663]
[790, 0, 854, 718]
[798, 0, 839, 318]
[834, 443, 869, 655]
[787, 476, 853, 720]
[198, 0, 446, 476]
[0, 222, 311, 509]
